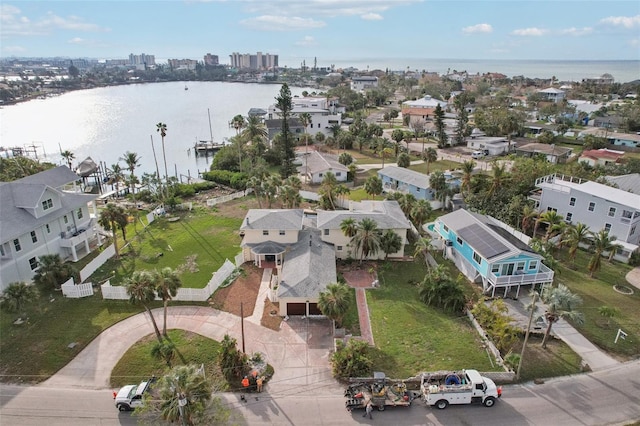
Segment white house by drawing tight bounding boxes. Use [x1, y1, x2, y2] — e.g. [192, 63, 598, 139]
[0, 166, 102, 291]
[297, 151, 348, 184]
[537, 87, 565, 103]
[350, 76, 378, 92]
[579, 148, 625, 167]
[529, 173, 640, 262]
[465, 128, 513, 155]
[267, 96, 342, 138]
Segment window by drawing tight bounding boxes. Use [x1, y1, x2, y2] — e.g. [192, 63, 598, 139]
[569, 197, 576, 206]
[42, 198, 53, 210]
[631, 225, 636, 236]
[529, 260, 538, 270]
[337, 246, 343, 251]
[547, 207, 557, 212]
[443, 224, 449, 232]
[472, 251, 481, 264]
[319, 173, 323, 178]
[335, 172, 341, 177]
[279, 230, 285, 236]
[604, 223, 612, 232]
[13, 239, 21, 252]
[622, 210, 633, 218]
[0, 245, 5, 257]
[517, 262, 525, 272]
[608, 207, 616, 217]
[565, 212, 573, 222]
[77, 208, 83, 219]
[45, 224, 51, 233]
[29, 257, 38, 270]
[262, 230, 269, 236]
[31, 231, 38, 243]
[491, 264, 500, 273]
[416, 188, 421, 192]
[324, 229, 329, 235]
[456, 236, 463, 245]
[588, 202, 596, 211]
[63, 215, 69, 224]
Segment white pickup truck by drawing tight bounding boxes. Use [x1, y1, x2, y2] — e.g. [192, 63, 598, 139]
[114, 380, 151, 411]
[420, 369, 502, 409]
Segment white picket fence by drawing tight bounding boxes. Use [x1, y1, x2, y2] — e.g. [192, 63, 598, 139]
[79, 244, 116, 282]
[206, 189, 252, 207]
[100, 258, 238, 301]
[234, 252, 245, 267]
[61, 277, 95, 298]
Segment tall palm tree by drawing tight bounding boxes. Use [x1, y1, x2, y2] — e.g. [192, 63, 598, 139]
[537, 210, 564, 242]
[61, 150, 75, 170]
[429, 171, 448, 206]
[422, 147, 438, 174]
[319, 172, 339, 210]
[410, 199, 432, 229]
[241, 115, 267, 144]
[120, 151, 141, 196]
[352, 218, 382, 263]
[364, 175, 383, 199]
[247, 176, 264, 208]
[486, 162, 509, 200]
[125, 270, 163, 342]
[98, 203, 128, 259]
[317, 282, 351, 328]
[413, 236, 434, 268]
[154, 267, 182, 337]
[108, 163, 124, 196]
[398, 193, 417, 218]
[380, 229, 403, 259]
[562, 223, 590, 266]
[538, 284, 584, 348]
[460, 160, 475, 198]
[155, 365, 213, 425]
[521, 205, 539, 236]
[340, 218, 358, 239]
[588, 229, 620, 277]
[156, 123, 169, 191]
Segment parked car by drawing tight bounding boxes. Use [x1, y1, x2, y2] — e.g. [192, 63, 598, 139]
[114, 379, 152, 411]
[471, 150, 488, 159]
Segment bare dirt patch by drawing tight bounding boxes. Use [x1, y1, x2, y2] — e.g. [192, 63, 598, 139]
[209, 264, 262, 317]
[261, 299, 283, 331]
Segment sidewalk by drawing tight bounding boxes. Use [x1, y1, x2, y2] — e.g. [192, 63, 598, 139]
[625, 266, 640, 290]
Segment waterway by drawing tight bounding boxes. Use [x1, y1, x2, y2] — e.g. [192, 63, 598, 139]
[0, 81, 313, 178]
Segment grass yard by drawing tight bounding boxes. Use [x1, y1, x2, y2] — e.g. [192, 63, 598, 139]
[89, 207, 243, 288]
[368, 261, 500, 378]
[409, 160, 461, 174]
[110, 329, 225, 389]
[0, 292, 206, 384]
[516, 335, 583, 382]
[554, 249, 639, 359]
[348, 188, 385, 202]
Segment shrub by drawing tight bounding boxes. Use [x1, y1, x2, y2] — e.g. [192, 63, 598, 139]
[202, 170, 248, 190]
[330, 339, 372, 379]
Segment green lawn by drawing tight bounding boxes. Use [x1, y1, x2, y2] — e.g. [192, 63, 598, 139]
[554, 249, 639, 358]
[110, 329, 224, 388]
[348, 188, 385, 202]
[368, 261, 500, 378]
[89, 207, 243, 288]
[409, 160, 461, 174]
[517, 335, 583, 382]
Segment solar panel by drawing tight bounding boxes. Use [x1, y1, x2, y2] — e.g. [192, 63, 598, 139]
[457, 223, 509, 259]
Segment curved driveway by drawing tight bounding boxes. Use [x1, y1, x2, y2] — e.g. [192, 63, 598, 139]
[41, 306, 338, 395]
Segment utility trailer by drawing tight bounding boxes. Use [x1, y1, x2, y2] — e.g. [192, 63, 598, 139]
[345, 372, 419, 412]
[420, 369, 502, 409]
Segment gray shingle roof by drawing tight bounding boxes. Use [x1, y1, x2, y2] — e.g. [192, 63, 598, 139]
[297, 151, 348, 175]
[377, 166, 430, 189]
[278, 229, 337, 298]
[605, 173, 640, 194]
[240, 209, 304, 231]
[316, 200, 411, 230]
[17, 165, 81, 187]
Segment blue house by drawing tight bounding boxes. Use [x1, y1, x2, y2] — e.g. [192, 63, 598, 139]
[434, 209, 554, 298]
[378, 166, 461, 209]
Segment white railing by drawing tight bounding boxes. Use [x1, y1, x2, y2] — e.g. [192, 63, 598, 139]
[206, 189, 251, 207]
[488, 263, 554, 287]
[80, 244, 116, 282]
[61, 277, 94, 298]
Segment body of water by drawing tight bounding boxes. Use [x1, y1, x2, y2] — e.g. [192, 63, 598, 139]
[0, 82, 313, 178]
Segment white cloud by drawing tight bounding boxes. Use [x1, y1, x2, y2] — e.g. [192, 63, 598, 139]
[511, 27, 548, 36]
[361, 13, 383, 21]
[240, 15, 326, 31]
[295, 35, 318, 46]
[462, 23, 493, 34]
[243, 0, 419, 18]
[68, 37, 85, 44]
[599, 15, 640, 29]
[559, 27, 593, 36]
[2, 45, 26, 53]
[0, 4, 108, 36]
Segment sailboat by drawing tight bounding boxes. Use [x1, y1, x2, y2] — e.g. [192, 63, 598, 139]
[184, 84, 188, 91]
[193, 108, 225, 155]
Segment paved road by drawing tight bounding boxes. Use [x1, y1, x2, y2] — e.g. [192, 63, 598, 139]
[2, 360, 639, 425]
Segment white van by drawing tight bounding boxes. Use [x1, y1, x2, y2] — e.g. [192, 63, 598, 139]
[471, 151, 485, 159]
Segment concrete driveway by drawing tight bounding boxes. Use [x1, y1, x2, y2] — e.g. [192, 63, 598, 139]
[41, 306, 339, 396]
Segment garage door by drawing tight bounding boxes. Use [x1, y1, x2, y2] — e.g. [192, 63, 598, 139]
[308, 303, 322, 315]
[287, 303, 306, 315]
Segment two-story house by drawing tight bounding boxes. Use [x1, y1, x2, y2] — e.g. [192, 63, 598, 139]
[377, 166, 461, 209]
[297, 151, 348, 184]
[434, 209, 554, 298]
[0, 166, 102, 291]
[267, 96, 342, 139]
[350, 76, 378, 92]
[537, 87, 565, 103]
[529, 173, 640, 262]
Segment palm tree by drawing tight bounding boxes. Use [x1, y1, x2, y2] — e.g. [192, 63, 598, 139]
[352, 218, 382, 263]
[61, 150, 75, 169]
[521, 205, 539, 236]
[398, 193, 416, 218]
[156, 122, 169, 191]
[536, 210, 564, 242]
[247, 176, 264, 208]
[32, 254, 75, 290]
[151, 340, 177, 367]
[460, 160, 475, 198]
[413, 236, 434, 268]
[340, 218, 358, 239]
[98, 203, 129, 259]
[429, 171, 448, 206]
[154, 267, 182, 337]
[418, 265, 465, 312]
[242, 115, 267, 144]
[319, 172, 339, 210]
[125, 270, 163, 342]
[364, 175, 383, 199]
[154, 365, 213, 425]
[120, 151, 141, 196]
[422, 147, 438, 174]
[0, 282, 38, 313]
[562, 223, 590, 266]
[538, 284, 584, 348]
[317, 282, 352, 328]
[410, 199, 432, 229]
[391, 129, 404, 157]
[380, 229, 403, 259]
[486, 162, 509, 200]
[108, 163, 124, 196]
[588, 229, 619, 277]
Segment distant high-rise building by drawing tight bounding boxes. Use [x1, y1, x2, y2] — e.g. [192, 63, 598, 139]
[128, 53, 155, 68]
[204, 53, 219, 66]
[229, 52, 278, 70]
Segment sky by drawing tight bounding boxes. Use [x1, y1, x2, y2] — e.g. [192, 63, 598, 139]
[1, 0, 639, 66]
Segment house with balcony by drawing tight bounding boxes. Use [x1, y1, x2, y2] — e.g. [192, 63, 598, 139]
[537, 87, 565, 103]
[266, 96, 342, 138]
[434, 209, 554, 298]
[0, 166, 102, 292]
[350, 76, 378, 92]
[529, 174, 640, 262]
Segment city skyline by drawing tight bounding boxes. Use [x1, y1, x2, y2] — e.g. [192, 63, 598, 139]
[1, 1, 639, 67]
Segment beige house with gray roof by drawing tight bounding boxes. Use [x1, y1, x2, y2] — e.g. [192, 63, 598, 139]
[297, 151, 348, 184]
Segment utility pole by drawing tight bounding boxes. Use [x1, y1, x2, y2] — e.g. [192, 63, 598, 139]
[240, 302, 246, 353]
[516, 292, 537, 381]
